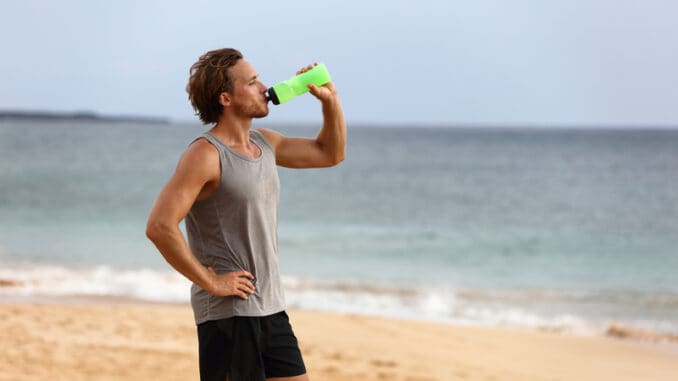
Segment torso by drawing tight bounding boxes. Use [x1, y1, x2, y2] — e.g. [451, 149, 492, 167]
[186, 129, 285, 324]
[195, 130, 264, 201]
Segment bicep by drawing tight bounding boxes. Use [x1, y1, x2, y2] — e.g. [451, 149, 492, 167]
[149, 174, 200, 225]
[259, 128, 334, 168]
[148, 141, 219, 225]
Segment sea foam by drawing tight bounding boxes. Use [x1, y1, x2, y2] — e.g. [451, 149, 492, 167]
[1, 263, 677, 343]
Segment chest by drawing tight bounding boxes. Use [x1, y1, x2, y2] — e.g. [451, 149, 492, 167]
[217, 152, 280, 204]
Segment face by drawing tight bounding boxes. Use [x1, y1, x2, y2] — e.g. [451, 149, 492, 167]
[225, 59, 269, 118]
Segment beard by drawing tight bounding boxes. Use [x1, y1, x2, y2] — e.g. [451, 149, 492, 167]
[237, 101, 269, 119]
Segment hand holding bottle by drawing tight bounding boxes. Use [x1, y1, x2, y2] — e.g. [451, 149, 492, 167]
[266, 63, 333, 105]
[298, 63, 338, 104]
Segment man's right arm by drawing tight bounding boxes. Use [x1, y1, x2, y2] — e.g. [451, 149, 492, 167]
[145, 139, 255, 300]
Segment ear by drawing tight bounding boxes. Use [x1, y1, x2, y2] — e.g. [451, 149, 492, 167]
[219, 92, 232, 107]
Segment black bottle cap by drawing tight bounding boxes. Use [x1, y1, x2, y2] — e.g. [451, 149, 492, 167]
[265, 88, 280, 105]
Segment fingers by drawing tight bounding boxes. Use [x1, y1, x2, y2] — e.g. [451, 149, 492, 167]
[307, 82, 336, 102]
[294, 63, 338, 102]
[235, 271, 255, 295]
[296, 62, 319, 75]
[227, 281, 254, 300]
[233, 278, 255, 300]
[230, 270, 255, 297]
[238, 277, 256, 294]
[235, 275, 253, 298]
[307, 83, 320, 96]
[237, 270, 255, 280]
[307, 83, 325, 101]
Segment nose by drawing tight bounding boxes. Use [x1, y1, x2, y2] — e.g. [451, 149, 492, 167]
[258, 81, 268, 93]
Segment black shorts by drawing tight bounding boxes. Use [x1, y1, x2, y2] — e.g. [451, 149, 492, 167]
[197, 310, 306, 381]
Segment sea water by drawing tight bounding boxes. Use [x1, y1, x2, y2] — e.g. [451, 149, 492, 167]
[1, 120, 677, 338]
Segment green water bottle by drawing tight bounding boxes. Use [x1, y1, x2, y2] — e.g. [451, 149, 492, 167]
[266, 63, 332, 105]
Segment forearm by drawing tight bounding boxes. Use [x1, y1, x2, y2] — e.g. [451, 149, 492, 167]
[146, 223, 213, 292]
[316, 97, 346, 165]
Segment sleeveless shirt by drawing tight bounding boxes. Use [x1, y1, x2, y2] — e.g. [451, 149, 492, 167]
[185, 130, 285, 324]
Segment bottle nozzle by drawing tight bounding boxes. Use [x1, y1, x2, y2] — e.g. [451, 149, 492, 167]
[265, 88, 281, 105]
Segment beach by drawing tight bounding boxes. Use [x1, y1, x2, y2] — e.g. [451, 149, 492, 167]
[2, 302, 677, 381]
[2, 123, 677, 379]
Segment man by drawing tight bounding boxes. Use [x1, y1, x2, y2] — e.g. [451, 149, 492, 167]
[146, 48, 345, 381]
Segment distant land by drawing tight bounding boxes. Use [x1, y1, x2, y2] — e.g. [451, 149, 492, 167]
[0, 110, 170, 124]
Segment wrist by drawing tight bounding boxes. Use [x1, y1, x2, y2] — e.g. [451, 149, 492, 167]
[201, 267, 217, 294]
[321, 96, 340, 111]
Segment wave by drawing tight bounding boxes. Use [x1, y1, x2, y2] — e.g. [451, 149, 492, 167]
[281, 278, 601, 333]
[0, 264, 190, 303]
[1, 264, 677, 342]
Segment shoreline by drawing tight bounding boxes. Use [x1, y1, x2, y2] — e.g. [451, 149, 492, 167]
[1, 301, 678, 381]
[2, 292, 677, 346]
[3, 264, 678, 343]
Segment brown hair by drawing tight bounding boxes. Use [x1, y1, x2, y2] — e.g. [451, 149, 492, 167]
[186, 48, 243, 124]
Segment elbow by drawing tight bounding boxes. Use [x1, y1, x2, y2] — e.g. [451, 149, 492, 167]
[316, 141, 345, 167]
[331, 150, 345, 166]
[327, 144, 346, 167]
[145, 221, 160, 243]
[145, 218, 171, 243]
[321, 151, 344, 167]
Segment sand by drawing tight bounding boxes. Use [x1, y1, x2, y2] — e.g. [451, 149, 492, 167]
[1, 302, 677, 381]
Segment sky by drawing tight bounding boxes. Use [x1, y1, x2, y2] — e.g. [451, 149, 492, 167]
[1, 0, 677, 127]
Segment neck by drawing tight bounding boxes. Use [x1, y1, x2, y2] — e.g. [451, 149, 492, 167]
[211, 115, 253, 146]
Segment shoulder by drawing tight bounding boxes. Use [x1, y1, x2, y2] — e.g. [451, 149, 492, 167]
[174, 137, 220, 180]
[256, 128, 283, 151]
[185, 136, 220, 163]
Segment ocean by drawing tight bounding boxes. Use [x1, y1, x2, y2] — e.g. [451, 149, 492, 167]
[1, 120, 677, 339]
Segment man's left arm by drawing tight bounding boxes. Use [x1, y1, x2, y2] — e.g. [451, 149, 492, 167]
[259, 70, 346, 168]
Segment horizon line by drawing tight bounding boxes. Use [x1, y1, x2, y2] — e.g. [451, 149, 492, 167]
[2, 109, 677, 130]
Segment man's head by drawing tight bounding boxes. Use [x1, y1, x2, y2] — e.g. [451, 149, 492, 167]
[186, 48, 269, 124]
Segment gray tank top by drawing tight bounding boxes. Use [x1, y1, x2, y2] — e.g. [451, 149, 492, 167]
[185, 129, 285, 324]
